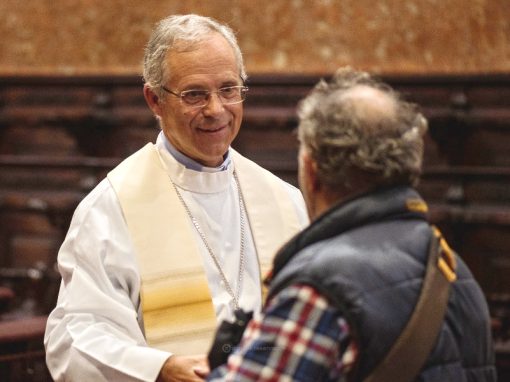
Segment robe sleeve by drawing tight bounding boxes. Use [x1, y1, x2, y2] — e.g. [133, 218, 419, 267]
[44, 179, 171, 382]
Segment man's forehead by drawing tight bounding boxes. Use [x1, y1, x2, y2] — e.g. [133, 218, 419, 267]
[165, 33, 239, 86]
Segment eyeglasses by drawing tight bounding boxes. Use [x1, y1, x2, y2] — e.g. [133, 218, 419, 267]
[161, 85, 249, 108]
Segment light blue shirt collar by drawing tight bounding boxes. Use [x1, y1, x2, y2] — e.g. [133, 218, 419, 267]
[158, 131, 231, 172]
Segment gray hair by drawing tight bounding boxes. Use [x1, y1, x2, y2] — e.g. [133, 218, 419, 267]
[297, 67, 428, 189]
[143, 14, 247, 98]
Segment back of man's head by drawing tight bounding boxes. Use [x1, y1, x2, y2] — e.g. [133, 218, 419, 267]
[297, 67, 428, 193]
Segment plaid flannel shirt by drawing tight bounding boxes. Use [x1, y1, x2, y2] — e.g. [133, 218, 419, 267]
[208, 284, 357, 381]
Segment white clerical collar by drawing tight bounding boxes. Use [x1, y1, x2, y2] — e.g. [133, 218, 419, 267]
[155, 131, 233, 194]
[157, 131, 231, 172]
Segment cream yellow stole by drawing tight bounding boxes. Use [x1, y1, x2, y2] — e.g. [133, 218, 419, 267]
[107, 143, 302, 355]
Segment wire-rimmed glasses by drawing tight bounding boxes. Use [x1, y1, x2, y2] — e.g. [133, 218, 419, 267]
[161, 85, 249, 108]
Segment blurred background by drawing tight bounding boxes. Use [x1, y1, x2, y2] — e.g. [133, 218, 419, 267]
[0, 1, 509, 380]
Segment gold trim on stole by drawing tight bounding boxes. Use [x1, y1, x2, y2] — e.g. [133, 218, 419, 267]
[231, 150, 303, 279]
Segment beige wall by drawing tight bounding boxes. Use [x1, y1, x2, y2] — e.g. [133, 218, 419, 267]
[1, 0, 509, 76]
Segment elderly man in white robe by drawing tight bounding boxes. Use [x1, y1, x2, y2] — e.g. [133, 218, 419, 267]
[44, 14, 307, 382]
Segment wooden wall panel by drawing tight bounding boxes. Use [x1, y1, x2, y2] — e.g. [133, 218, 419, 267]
[0, 74, 510, 379]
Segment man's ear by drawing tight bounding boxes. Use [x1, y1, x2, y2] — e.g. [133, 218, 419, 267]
[302, 150, 320, 192]
[143, 84, 163, 118]
[299, 148, 322, 219]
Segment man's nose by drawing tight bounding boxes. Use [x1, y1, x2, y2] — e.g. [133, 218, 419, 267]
[202, 92, 225, 115]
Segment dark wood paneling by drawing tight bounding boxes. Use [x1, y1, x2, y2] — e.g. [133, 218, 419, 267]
[1, 74, 510, 378]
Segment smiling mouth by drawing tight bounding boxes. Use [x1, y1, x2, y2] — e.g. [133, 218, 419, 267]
[198, 125, 226, 133]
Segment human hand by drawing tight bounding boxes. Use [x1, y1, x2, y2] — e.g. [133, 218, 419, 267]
[156, 354, 210, 382]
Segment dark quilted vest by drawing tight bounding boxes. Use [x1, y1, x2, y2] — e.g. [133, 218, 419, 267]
[267, 187, 497, 381]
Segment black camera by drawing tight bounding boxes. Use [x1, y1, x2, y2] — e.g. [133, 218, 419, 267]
[207, 309, 253, 369]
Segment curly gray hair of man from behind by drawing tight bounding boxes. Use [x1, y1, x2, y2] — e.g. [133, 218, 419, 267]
[297, 67, 428, 190]
[143, 14, 247, 99]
